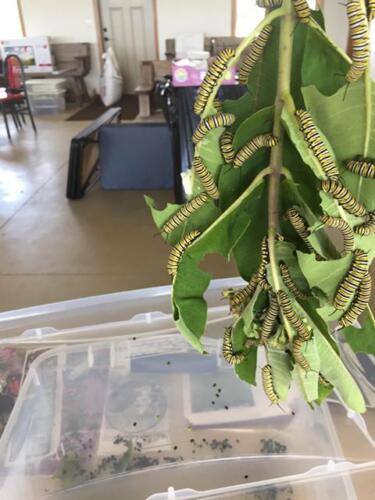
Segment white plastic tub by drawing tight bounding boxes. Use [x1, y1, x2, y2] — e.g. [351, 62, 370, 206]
[25, 78, 67, 94]
[29, 89, 66, 114]
[0, 278, 244, 340]
[0, 334, 373, 500]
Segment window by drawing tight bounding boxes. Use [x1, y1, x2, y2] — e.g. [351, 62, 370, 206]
[235, 0, 317, 37]
[0, 0, 23, 40]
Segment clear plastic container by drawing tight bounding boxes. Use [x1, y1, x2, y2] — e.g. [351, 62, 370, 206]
[0, 278, 244, 340]
[25, 79, 67, 94]
[29, 90, 66, 114]
[0, 334, 373, 500]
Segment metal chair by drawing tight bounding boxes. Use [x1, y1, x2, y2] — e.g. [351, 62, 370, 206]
[2, 54, 37, 138]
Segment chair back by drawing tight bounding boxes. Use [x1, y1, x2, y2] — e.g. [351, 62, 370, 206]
[5, 54, 25, 93]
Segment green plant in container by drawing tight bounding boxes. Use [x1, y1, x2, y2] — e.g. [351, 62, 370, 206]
[147, 0, 375, 413]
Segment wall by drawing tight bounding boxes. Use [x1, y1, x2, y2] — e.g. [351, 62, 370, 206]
[156, 0, 232, 59]
[323, 0, 375, 80]
[0, 0, 23, 40]
[20, 0, 101, 94]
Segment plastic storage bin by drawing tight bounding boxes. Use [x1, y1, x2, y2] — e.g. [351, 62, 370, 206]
[0, 278, 244, 340]
[0, 334, 374, 500]
[29, 90, 66, 114]
[25, 78, 67, 94]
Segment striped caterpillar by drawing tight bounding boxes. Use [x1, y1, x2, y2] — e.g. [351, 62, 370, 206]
[338, 272, 372, 328]
[167, 230, 200, 276]
[279, 263, 308, 300]
[192, 113, 235, 144]
[277, 290, 311, 340]
[222, 327, 247, 365]
[161, 193, 210, 234]
[193, 49, 235, 116]
[192, 157, 220, 200]
[262, 364, 280, 405]
[295, 109, 339, 181]
[321, 180, 368, 217]
[345, 158, 375, 178]
[346, 1, 370, 83]
[239, 25, 273, 85]
[320, 215, 355, 254]
[334, 249, 369, 310]
[233, 134, 277, 168]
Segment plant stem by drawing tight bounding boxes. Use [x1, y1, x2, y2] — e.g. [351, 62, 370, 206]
[268, 0, 294, 283]
[202, 6, 287, 119]
[268, 0, 295, 341]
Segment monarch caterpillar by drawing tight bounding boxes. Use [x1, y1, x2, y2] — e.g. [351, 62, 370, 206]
[167, 230, 200, 276]
[292, 0, 311, 23]
[346, 1, 370, 83]
[285, 208, 315, 253]
[293, 337, 312, 372]
[319, 373, 331, 387]
[239, 25, 273, 85]
[321, 180, 368, 217]
[345, 159, 375, 179]
[320, 215, 355, 254]
[369, 0, 375, 20]
[161, 192, 210, 235]
[220, 131, 235, 164]
[260, 294, 279, 342]
[256, 0, 283, 7]
[279, 263, 308, 300]
[193, 49, 235, 115]
[354, 213, 375, 236]
[227, 273, 260, 315]
[262, 364, 280, 405]
[277, 290, 311, 340]
[213, 98, 223, 113]
[233, 134, 278, 168]
[338, 272, 372, 328]
[192, 113, 236, 144]
[192, 157, 220, 200]
[334, 249, 369, 309]
[257, 237, 272, 290]
[295, 110, 339, 181]
[222, 327, 247, 365]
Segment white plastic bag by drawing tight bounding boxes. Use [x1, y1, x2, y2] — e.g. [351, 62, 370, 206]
[100, 47, 123, 107]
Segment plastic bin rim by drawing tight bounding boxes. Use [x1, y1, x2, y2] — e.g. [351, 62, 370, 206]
[0, 277, 244, 323]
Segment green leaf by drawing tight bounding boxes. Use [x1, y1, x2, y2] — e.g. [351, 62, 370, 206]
[315, 330, 366, 413]
[297, 251, 352, 303]
[282, 102, 328, 181]
[235, 347, 258, 386]
[274, 240, 311, 295]
[292, 337, 320, 403]
[315, 382, 334, 406]
[302, 81, 375, 211]
[268, 349, 292, 401]
[219, 106, 274, 211]
[172, 180, 266, 352]
[342, 312, 375, 356]
[145, 196, 221, 246]
[302, 23, 350, 96]
[242, 287, 267, 338]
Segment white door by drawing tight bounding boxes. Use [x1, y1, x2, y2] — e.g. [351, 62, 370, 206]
[100, 0, 156, 93]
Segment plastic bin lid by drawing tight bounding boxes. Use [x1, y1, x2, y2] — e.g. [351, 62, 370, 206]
[0, 277, 244, 340]
[0, 334, 373, 500]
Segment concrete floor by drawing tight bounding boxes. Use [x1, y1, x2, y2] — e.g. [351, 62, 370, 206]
[0, 108, 235, 312]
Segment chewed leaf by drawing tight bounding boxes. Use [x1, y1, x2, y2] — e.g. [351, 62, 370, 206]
[302, 81, 375, 210]
[268, 349, 292, 401]
[282, 103, 326, 180]
[145, 195, 221, 246]
[172, 181, 266, 351]
[235, 347, 258, 386]
[297, 251, 352, 303]
[293, 337, 320, 403]
[315, 330, 366, 413]
[342, 312, 375, 356]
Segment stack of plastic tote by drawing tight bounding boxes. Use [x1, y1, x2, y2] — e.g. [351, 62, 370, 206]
[0, 278, 373, 500]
